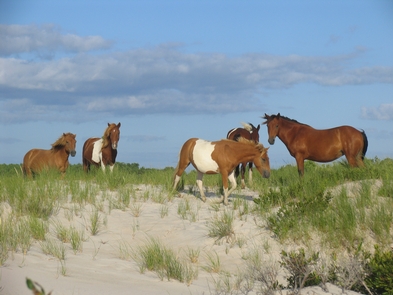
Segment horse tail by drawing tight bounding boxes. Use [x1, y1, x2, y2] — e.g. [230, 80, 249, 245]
[361, 130, 368, 160]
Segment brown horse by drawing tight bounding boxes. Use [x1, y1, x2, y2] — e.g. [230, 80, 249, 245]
[22, 133, 77, 177]
[227, 122, 260, 189]
[173, 137, 270, 205]
[262, 113, 368, 176]
[82, 123, 121, 173]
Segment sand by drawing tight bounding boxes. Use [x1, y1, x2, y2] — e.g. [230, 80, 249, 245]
[1, 184, 363, 295]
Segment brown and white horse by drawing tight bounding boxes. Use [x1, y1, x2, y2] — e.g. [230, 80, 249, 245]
[82, 123, 121, 173]
[227, 122, 260, 188]
[22, 133, 77, 177]
[173, 137, 270, 205]
[263, 113, 368, 176]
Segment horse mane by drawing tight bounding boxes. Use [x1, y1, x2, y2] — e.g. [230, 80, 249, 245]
[235, 137, 267, 153]
[51, 133, 74, 150]
[240, 122, 258, 131]
[102, 123, 117, 148]
[262, 113, 304, 125]
[240, 122, 252, 131]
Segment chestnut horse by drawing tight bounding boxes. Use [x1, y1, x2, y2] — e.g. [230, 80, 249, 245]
[22, 133, 77, 177]
[173, 137, 270, 205]
[82, 123, 121, 173]
[227, 122, 260, 189]
[262, 113, 368, 176]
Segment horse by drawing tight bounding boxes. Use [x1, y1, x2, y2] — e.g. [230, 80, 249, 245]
[82, 123, 121, 173]
[227, 122, 260, 189]
[173, 137, 270, 205]
[22, 133, 77, 177]
[262, 113, 368, 176]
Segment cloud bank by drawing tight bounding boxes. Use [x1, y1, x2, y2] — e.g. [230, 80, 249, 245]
[1, 24, 393, 123]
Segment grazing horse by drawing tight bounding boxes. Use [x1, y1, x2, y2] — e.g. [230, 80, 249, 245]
[22, 133, 77, 177]
[227, 122, 260, 189]
[262, 113, 368, 176]
[82, 123, 121, 173]
[173, 137, 270, 205]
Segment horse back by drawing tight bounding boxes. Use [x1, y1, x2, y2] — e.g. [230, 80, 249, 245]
[227, 128, 250, 141]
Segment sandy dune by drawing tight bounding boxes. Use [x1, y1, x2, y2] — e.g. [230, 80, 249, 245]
[1, 184, 362, 295]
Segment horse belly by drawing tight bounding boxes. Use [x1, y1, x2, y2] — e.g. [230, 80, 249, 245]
[192, 140, 219, 173]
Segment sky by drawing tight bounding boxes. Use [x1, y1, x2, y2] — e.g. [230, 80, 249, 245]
[1, 0, 392, 169]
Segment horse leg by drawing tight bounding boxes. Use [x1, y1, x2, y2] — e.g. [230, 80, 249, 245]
[83, 158, 92, 172]
[173, 157, 190, 190]
[346, 154, 364, 168]
[248, 162, 253, 185]
[295, 156, 305, 176]
[196, 171, 207, 202]
[109, 164, 115, 173]
[240, 163, 246, 189]
[101, 163, 106, 172]
[223, 171, 237, 206]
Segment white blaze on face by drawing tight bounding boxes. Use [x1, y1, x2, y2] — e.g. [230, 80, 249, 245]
[193, 139, 219, 173]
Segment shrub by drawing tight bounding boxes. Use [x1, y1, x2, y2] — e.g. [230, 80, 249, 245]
[363, 246, 393, 295]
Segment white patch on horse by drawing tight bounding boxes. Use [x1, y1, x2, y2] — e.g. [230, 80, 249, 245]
[92, 139, 103, 163]
[193, 139, 219, 173]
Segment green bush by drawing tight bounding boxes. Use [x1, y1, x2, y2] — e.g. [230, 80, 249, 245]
[363, 246, 393, 295]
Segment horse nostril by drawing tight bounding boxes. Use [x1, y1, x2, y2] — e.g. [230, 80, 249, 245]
[263, 170, 270, 178]
[71, 150, 76, 157]
[268, 138, 275, 145]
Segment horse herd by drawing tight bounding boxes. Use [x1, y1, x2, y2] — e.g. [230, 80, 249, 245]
[22, 113, 368, 205]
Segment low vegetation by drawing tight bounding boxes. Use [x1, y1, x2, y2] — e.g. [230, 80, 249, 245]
[0, 157, 392, 294]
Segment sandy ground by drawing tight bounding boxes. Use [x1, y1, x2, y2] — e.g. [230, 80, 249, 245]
[1, 184, 364, 295]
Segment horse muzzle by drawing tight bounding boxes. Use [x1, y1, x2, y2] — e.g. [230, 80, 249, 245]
[263, 170, 271, 178]
[70, 150, 76, 157]
[268, 138, 275, 145]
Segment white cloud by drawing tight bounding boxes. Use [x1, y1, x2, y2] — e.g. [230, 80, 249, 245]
[0, 24, 112, 57]
[1, 26, 393, 123]
[362, 104, 393, 121]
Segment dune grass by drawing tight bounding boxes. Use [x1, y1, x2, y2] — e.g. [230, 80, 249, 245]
[0, 157, 392, 292]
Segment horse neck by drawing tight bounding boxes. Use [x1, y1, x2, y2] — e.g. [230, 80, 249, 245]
[102, 136, 111, 149]
[278, 119, 301, 143]
[52, 146, 69, 158]
[232, 144, 258, 163]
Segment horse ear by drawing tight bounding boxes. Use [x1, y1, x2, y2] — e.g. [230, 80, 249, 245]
[257, 124, 260, 131]
[277, 113, 281, 118]
[108, 123, 110, 127]
[117, 122, 121, 128]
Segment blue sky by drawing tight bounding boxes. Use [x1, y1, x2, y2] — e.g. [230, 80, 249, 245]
[1, 0, 392, 169]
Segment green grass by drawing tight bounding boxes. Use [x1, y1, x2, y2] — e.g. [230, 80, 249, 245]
[133, 237, 198, 285]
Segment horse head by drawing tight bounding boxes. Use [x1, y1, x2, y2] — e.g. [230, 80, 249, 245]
[262, 113, 280, 145]
[255, 144, 270, 178]
[63, 133, 77, 157]
[108, 122, 121, 150]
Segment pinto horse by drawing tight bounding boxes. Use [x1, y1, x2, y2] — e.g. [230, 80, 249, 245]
[82, 123, 121, 173]
[173, 137, 270, 205]
[227, 122, 260, 189]
[22, 133, 77, 177]
[262, 113, 368, 176]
